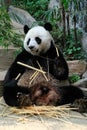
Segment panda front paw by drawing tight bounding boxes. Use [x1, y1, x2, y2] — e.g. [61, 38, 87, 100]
[17, 92, 32, 107]
[17, 92, 22, 98]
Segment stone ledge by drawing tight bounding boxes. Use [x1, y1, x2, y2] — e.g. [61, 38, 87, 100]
[67, 60, 87, 76]
[0, 48, 18, 71]
[0, 70, 7, 81]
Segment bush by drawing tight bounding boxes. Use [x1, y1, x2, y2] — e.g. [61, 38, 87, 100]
[0, 7, 22, 48]
[13, 0, 49, 21]
[69, 74, 80, 83]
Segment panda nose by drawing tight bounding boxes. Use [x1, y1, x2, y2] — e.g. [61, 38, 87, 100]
[29, 46, 34, 49]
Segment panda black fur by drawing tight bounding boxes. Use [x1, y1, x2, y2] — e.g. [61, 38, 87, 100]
[3, 23, 83, 107]
[29, 82, 83, 106]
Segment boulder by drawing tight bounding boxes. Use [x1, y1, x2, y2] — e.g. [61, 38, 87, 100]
[67, 60, 87, 76]
[73, 78, 87, 96]
[8, 6, 37, 34]
[48, 0, 59, 9]
[81, 33, 87, 53]
[73, 78, 87, 88]
[82, 71, 87, 79]
[0, 47, 16, 71]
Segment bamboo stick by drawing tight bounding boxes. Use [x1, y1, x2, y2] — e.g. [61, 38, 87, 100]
[36, 61, 48, 81]
[29, 71, 39, 85]
[15, 73, 21, 80]
[55, 47, 59, 57]
[30, 71, 38, 80]
[17, 61, 46, 74]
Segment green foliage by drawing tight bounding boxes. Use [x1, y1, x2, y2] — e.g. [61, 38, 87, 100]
[13, 0, 49, 20]
[62, 0, 69, 9]
[0, 6, 22, 48]
[63, 30, 83, 60]
[40, 4, 84, 60]
[0, 7, 11, 47]
[69, 74, 80, 83]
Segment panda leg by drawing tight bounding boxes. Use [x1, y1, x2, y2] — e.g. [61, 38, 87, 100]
[3, 86, 19, 106]
[3, 87, 31, 107]
[57, 85, 84, 105]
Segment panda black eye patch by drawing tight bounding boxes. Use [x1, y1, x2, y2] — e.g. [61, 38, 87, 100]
[35, 37, 41, 44]
[27, 38, 30, 45]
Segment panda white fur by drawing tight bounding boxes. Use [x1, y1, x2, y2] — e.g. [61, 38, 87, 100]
[3, 23, 83, 107]
[24, 25, 53, 55]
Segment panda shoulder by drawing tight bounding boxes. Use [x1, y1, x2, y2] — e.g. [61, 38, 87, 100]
[15, 49, 32, 61]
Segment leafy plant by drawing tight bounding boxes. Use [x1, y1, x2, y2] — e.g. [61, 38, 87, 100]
[63, 29, 83, 60]
[69, 74, 80, 83]
[13, 0, 49, 21]
[0, 6, 22, 48]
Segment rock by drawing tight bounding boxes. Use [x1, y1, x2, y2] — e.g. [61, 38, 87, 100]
[82, 71, 87, 79]
[8, 6, 37, 32]
[48, 0, 59, 9]
[81, 33, 87, 53]
[73, 64, 87, 96]
[0, 71, 7, 81]
[0, 47, 17, 71]
[73, 78, 87, 96]
[67, 60, 87, 76]
[11, 20, 24, 35]
[73, 78, 87, 88]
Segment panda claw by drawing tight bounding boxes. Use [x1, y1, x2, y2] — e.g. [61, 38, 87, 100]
[17, 92, 22, 98]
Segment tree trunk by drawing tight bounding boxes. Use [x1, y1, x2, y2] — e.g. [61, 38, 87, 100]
[3, 0, 12, 10]
[73, 15, 77, 44]
[59, 1, 66, 47]
[66, 12, 70, 36]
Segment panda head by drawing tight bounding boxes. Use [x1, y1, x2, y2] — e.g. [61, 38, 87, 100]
[23, 23, 54, 55]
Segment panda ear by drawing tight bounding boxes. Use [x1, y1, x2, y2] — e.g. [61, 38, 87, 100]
[24, 25, 29, 34]
[44, 23, 52, 31]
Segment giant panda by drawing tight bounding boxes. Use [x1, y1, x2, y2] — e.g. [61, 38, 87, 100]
[3, 23, 83, 107]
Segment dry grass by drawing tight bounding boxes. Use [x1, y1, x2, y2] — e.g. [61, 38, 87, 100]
[0, 96, 87, 126]
[10, 104, 76, 117]
[0, 97, 79, 118]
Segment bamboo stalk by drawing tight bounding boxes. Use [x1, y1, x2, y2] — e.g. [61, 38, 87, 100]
[30, 71, 38, 80]
[17, 61, 46, 74]
[55, 47, 59, 57]
[36, 61, 48, 81]
[15, 73, 21, 80]
[29, 71, 39, 85]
